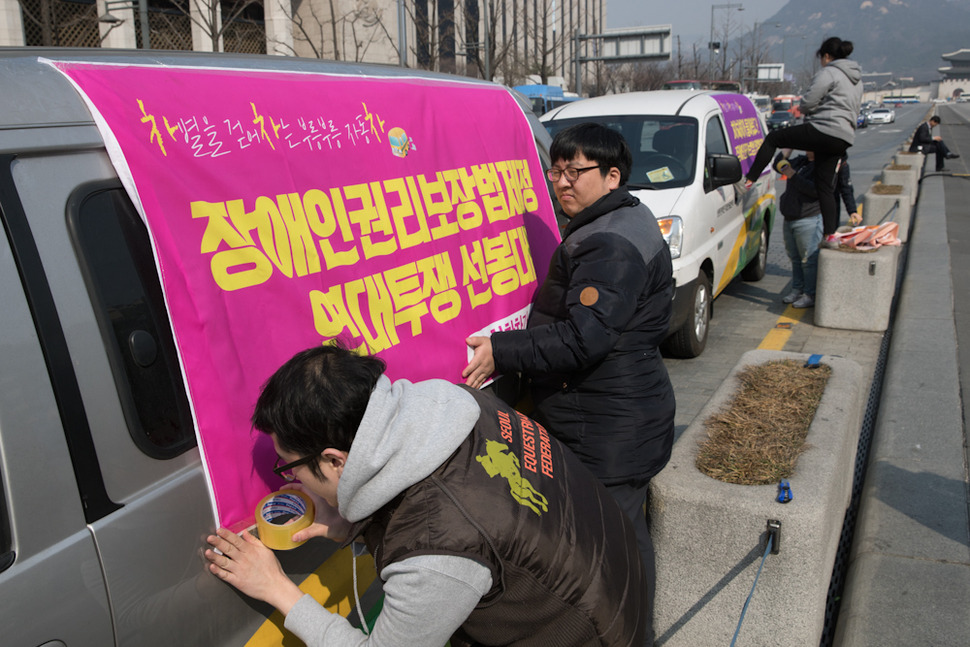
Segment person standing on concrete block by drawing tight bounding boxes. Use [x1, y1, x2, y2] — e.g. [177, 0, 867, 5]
[737, 36, 863, 236]
[777, 152, 823, 309]
[909, 115, 960, 172]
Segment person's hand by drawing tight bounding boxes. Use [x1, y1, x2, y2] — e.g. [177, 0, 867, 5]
[281, 483, 352, 543]
[462, 336, 495, 388]
[205, 528, 303, 614]
[848, 212, 862, 226]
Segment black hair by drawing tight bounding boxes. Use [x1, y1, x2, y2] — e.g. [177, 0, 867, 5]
[549, 122, 633, 185]
[817, 37, 853, 60]
[252, 343, 386, 479]
[930, 116, 942, 124]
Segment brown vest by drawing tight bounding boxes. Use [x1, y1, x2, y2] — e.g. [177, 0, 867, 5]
[348, 386, 647, 647]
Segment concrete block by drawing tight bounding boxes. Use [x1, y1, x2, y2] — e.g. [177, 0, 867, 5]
[893, 150, 924, 175]
[880, 166, 918, 207]
[860, 189, 910, 242]
[650, 350, 864, 647]
[815, 245, 899, 331]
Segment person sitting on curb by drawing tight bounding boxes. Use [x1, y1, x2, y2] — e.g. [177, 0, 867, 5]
[204, 344, 650, 647]
[909, 115, 959, 172]
[776, 152, 823, 309]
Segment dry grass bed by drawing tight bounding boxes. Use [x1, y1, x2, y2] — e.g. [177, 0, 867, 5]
[696, 360, 832, 485]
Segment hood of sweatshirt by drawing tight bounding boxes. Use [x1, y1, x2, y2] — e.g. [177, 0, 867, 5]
[336, 376, 481, 522]
[829, 58, 862, 85]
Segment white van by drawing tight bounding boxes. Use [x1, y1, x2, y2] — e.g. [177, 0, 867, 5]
[541, 90, 777, 357]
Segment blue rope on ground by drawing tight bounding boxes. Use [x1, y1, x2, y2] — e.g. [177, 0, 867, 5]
[729, 535, 774, 646]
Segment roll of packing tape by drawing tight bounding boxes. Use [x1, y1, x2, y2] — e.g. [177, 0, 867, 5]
[255, 489, 315, 550]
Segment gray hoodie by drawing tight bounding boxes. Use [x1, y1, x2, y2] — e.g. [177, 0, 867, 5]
[800, 58, 863, 145]
[283, 377, 494, 647]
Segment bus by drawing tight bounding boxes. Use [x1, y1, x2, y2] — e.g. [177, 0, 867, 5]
[771, 93, 802, 119]
[882, 94, 920, 105]
[513, 84, 581, 116]
[662, 79, 742, 93]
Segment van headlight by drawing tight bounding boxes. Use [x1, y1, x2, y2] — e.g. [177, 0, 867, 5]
[657, 216, 683, 259]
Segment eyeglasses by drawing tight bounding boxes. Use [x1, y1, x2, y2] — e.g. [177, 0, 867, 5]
[273, 454, 318, 482]
[545, 165, 604, 183]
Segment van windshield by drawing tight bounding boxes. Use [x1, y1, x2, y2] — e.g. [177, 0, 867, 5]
[543, 116, 698, 189]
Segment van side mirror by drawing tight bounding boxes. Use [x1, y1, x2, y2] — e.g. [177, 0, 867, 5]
[706, 154, 743, 192]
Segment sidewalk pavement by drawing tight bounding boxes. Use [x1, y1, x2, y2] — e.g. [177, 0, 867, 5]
[833, 144, 970, 644]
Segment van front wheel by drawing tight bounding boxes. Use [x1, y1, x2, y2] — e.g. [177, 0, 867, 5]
[741, 226, 768, 281]
[663, 272, 711, 358]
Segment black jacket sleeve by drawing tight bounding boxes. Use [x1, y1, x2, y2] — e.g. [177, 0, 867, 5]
[490, 232, 648, 376]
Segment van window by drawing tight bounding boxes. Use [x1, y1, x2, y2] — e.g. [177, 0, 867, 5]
[544, 116, 698, 189]
[705, 116, 729, 156]
[68, 184, 195, 459]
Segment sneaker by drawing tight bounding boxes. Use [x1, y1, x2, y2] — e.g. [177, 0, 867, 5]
[946, 152, 960, 159]
[792, 294, 815, 309]
[782, 289, 802, 304]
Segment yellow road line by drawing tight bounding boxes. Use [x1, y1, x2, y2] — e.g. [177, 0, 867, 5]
[757, 306, 808, 350]
[245, 546, 377, 646]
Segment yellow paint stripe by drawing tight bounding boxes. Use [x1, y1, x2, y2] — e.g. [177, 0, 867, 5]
[245, 545, 377, 646]
[757, 306, 807, 350]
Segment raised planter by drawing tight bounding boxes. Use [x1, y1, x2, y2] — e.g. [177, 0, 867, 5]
[861, 185, 911, 243]
[893, 150, 924, 175]
[880, 165, 918, 207]
[815, 244, 900, 332]
[650, 350, 864, 646]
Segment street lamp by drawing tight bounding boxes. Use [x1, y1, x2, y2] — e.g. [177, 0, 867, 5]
[99, 0, 151, 49]
[709, 3, 743, 79]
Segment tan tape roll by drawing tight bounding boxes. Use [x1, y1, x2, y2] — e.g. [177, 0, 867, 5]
[255, 489, 315, 550]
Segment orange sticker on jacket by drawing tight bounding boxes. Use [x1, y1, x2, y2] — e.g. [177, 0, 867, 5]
[580, 286, 599, 306]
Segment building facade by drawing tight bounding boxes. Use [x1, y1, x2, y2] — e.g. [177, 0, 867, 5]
[0, 0, 603, 91]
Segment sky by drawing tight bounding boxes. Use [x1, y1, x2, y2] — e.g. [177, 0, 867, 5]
[606, 0, 788, 50]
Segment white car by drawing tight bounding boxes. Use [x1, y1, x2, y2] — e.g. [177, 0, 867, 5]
[868, 107, 896, 124]
[541, 91, 777, 357]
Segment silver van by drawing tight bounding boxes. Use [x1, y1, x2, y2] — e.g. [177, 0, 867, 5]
[0, 47, 549, 646]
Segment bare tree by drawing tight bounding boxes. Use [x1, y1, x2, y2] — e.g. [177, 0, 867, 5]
[267, 0, 396, 62]
[181, 0, 262, 52]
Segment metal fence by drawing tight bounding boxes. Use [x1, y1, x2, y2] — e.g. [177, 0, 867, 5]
[19, 0, 265, 53]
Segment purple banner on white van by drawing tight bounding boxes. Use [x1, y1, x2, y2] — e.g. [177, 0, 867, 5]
[713, 94, 767, 177]
[50, 60, 559, 532]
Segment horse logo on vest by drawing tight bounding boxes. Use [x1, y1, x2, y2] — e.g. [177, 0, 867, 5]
[476, 440, 549, 515]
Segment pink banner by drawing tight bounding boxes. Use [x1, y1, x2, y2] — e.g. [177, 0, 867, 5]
[52, 61, 559, 532]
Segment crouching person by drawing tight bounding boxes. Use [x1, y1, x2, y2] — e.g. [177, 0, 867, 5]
[205, 344, 649, 647]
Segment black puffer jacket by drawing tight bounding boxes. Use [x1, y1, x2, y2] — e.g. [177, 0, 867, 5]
[492, 188, 675, 487]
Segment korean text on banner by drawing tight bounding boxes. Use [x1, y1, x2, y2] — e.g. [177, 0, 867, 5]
[713, 93, 766, 177]
[50, 61, 560, 532]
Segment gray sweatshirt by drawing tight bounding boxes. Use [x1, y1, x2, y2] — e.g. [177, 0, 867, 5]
[283, 376, 493, 647]
[800, 58, 863, 145]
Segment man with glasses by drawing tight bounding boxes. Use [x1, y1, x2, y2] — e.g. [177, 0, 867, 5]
[205, 344, 648, 646]
[463, 122, 675, 644]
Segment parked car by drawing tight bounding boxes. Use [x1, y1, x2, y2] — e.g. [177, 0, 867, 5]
[857, 111, 869, 128]
[540, 90, 777, 358]
[767, 110, 797, 131]
[0, 47, 551, 646]
[868, 107, 896, 124]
